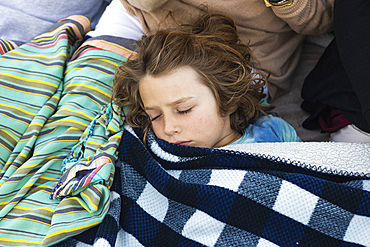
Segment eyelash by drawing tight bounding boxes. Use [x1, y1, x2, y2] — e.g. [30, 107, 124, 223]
[150, 108, 192, 121]
[177, 108, 192, 115]
[151, 115, 161, 121]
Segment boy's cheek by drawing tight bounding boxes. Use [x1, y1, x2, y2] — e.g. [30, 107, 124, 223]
[152, 125, 161, 137]
[152, 125, 168, 140]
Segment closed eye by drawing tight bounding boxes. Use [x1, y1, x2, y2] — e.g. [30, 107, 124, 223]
[177, 108, 192, 115]
[151, 114, 162, 121]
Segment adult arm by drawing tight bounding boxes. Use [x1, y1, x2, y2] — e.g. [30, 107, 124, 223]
[270, 0, 334, 35]
[334, 0, 370, 129]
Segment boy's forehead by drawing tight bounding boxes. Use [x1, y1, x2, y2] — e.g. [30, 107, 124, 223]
[139, 68, 216, 109]
[140, 67, 208, 93]
[144, 97, 194, 110]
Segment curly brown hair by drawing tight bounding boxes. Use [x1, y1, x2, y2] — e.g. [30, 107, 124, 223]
[112, 10, 274, 140]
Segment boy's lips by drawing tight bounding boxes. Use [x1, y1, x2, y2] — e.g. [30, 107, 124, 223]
[172, 141, 192, 146]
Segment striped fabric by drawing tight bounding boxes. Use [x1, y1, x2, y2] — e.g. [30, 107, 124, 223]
[0, 16, 136, 246]
[0, 39, 18, 55]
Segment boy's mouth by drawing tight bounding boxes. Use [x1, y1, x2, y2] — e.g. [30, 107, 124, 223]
[172, 141, 192, 146]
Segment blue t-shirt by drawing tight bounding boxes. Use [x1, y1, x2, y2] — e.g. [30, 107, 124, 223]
[230, 115, 301, 145]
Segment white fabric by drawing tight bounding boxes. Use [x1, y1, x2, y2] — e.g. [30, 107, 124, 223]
[182, 210, 226, 247]
[208, 170, 246, 192]
[221, 142, 370, 175]
[137, 183, 169, 222]
[330, 124, 370, 143]
[116, 230, 145, 247]
[344, 215, 370, 246]
[88, 0, 144, 40]
[273, 180, 319, 225]
[257, 238, 280, 247]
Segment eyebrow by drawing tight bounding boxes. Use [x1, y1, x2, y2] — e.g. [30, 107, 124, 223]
[144, 97, 193, 110]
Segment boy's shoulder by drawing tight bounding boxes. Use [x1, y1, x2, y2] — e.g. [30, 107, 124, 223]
[234, 114, 301, 144]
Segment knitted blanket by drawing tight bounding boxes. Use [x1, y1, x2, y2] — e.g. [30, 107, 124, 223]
[55, 124, 370, 247]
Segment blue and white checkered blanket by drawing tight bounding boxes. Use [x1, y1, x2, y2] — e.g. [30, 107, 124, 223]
[56, 124, 370, 247]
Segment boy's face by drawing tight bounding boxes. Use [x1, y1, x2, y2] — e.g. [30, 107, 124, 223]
[139, 66, 241, 148]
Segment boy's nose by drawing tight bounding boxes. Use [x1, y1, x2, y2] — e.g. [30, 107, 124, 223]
[163, 116, 181, 136]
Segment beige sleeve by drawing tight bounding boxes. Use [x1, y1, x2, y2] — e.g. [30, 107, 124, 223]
[271, 0, 335, 35]
[125, 0, 169, 12]
[120, 0, 202, 35]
